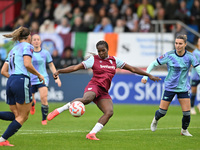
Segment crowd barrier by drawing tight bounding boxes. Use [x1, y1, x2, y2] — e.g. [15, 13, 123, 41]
[1, 73, 199, 105]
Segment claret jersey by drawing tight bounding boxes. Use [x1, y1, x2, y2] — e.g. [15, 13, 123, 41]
[82, 55, 125, 91]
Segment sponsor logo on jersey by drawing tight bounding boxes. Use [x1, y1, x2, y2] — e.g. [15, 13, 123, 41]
[100, 65, 115, 69]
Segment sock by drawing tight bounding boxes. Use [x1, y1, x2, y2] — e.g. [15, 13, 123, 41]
[0, 137, 6, 142]
[2, 120, 22, 140]
[155, 108, 167, 121]
[0, 112, 15, 121]
[89, 122, 104, 134]
[41, 105, 49, 121]
[182, 111, 190, 130]
[32, 99, 36, 107]
[57, 102, 70, 113]
[190, 94, 196, 108]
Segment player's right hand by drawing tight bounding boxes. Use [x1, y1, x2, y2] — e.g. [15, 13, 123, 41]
[38, 74, 45, 84]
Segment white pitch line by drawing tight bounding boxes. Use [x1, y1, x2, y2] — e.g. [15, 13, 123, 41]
[1, 127, 199, 135]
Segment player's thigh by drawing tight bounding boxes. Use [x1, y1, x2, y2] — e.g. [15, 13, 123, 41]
[15, 102, 32, 124]
[178, 98, 190, 111]
[83, 91, 96, 101]
[97, 99, 113, 114]
[159, 100, 171, 110]
[16, 102, 32, 117]
[9, 104, 18, 117]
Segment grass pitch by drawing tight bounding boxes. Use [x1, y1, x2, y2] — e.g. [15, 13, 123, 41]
[0, 101, 199, 150]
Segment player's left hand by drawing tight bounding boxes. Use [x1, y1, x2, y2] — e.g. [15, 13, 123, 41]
[141, 78, 147, 84]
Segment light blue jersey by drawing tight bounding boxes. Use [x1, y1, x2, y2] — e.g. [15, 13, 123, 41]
[190, 49, 200, 81]
[157, 50, 199, 92]
[6, 42, 34, 77]
[30, 49, 53, 86]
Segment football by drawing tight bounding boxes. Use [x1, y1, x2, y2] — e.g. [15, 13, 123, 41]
[69, 101, 85, 117]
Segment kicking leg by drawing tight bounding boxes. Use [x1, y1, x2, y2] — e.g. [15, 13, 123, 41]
[47, 91, 95, 121]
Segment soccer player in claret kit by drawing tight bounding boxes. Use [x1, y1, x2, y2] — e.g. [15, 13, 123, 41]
[47, 40, 161, 140]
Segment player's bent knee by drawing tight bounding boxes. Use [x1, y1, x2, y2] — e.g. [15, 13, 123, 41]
[105, 110, 113, 118]
[82, 99, 93, 105]
[16, 115, 29, 124]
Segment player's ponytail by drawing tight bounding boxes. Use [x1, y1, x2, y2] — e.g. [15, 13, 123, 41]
[3, 26, 30, 42]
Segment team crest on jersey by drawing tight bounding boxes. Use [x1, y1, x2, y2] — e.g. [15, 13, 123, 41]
[99, 60, 102, 63]
[109, 60, 113, 64]
[159, 55, 164, 59]
[30, 49, 34, 53]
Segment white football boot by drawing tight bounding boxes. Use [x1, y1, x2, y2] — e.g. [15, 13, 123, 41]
[181, 129, 193, 136]
[190, 107, 197, 115]
[150, 117, 158, 132]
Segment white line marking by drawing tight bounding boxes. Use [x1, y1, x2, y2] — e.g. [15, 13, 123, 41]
[1, 127, 199, 135]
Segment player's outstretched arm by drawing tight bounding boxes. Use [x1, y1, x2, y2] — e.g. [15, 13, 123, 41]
[53, 63, 84, 79]
[140, 60, 160, 83]
[122, 63, 161, 82]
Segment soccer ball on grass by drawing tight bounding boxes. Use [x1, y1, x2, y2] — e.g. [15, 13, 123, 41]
[69, 101, 85, 117]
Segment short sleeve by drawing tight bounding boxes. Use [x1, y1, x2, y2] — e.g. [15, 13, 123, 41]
[5, 53, 9, 62]
[157, 53, 169, 65]
[46, 50, 53, 63]
[191, 54, 199, 68]
[82, 56, 94, 69]
[113, 56, 126, 68]
[23, 44, 33, 57]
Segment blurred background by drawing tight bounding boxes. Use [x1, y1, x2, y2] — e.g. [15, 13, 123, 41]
[0, 0, 200, 104]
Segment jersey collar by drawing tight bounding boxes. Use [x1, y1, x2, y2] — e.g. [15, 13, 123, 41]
[175, 49, 186, 57]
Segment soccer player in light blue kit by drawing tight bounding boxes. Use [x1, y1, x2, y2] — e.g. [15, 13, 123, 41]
[141, 35, 200, 136]
[190, 37, 200, 115]
[30, 34, 61, 125]
[0, 27, 45, 146]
